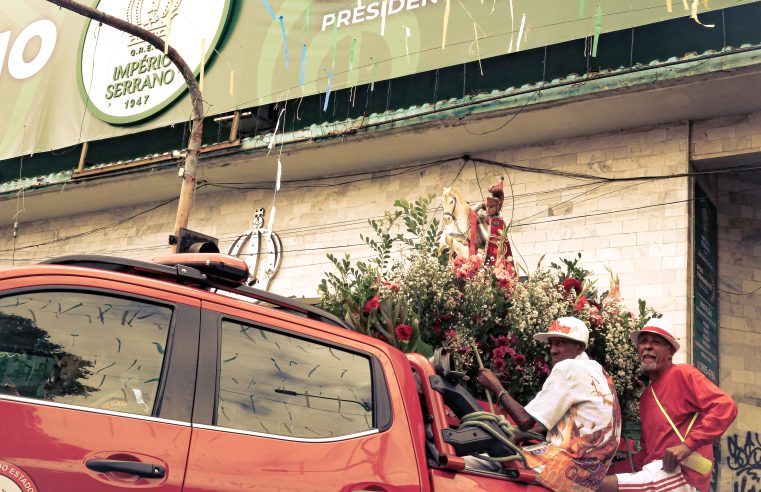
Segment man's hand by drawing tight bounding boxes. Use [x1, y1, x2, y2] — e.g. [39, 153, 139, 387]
[477, 368, 504, 396]
[662, 443, 693, 472]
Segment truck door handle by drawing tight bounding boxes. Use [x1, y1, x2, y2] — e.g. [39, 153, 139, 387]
[86, 459, 166, 478]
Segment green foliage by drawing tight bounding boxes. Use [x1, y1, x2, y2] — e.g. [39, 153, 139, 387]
[317, 195, 443, 354]
[319, 196, 660, 422]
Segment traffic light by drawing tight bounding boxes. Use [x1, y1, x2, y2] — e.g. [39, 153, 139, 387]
[169, 228, 220, 253]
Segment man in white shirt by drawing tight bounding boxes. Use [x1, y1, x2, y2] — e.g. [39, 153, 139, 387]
[478, 316, 622, 491]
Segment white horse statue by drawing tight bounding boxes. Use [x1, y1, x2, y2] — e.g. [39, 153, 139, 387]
[439, 187, 485, 260]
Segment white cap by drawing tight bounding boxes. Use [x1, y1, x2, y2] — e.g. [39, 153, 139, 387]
[630, 318, 680, 351]
[534, 317, 589, 346]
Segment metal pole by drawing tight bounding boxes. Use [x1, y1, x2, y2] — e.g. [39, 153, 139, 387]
[46, 0, 204, 252]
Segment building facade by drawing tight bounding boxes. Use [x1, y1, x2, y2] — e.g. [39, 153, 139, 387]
[1, 1, 760, 489]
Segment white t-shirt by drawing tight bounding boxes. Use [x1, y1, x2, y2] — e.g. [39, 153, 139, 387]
[523, 352, 621, 491]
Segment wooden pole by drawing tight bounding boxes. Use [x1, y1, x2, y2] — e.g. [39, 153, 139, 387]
[46, 0, 204, 252]
[77, 142, 88, 172]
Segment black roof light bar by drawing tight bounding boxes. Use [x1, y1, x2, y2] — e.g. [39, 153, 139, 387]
[42, 254, 349, 329]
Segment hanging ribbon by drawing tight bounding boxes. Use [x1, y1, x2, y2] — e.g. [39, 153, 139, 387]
[666, 0, 673, 12]
[579, 0, 585, 19]
[516, 13, 526, 51]
[305, 0, 311, 30]
[267, 205, 277, 233]
[507, 0, 514, 52]
[441, 0, 451, 49]
[370, 59, 377, 92]
[300, 44, 307, 86]
[323, 71, 334, 111]
[229, 71, 235, 96]
[473, 22, 483, 76]
[268, 108, 285, 150]
[261, 0, 276, 20]
[276, 158, 282, 191]
[278, 16, 289, 67]
[349, 38, 357, 70]
[164, 17, 172, 54]
[276, 18, 290, 69]
[592, 5, 602, 57]
[404, 25, 411, 62]
[690, 0, 715, 27]
[380, 0, 388, 36]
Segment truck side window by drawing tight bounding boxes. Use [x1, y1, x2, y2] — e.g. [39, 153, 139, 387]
[218, 320, 373, 439]
[0, 291, 171, 416]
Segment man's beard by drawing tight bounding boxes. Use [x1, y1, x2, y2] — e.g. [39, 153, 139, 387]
[640, 359, 656, 372]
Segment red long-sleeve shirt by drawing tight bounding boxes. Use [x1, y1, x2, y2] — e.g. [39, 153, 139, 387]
[633, 364, 737, 492]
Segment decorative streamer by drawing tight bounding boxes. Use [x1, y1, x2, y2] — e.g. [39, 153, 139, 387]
[331, 23, 337, 68]
[300, 44, 307, 86]
[492, 0, 496, 13]
[516, 13, 526, 51]
[441, 0, 450, 49]
[349, 38, 357, 70]
[380, 0, 388, 36]
[690, 0, 715, 26]
[268, 108, 285, 150]
[229, 70, 235, 95]
[592, 5, 602, 57]
[682, 0, 689, 9]
[278, 16, 289, 67]
[666, 0, 673, 12]
[276, 158, 282, 191]
[507, 0, 514, 52]
[200, 37, 205, 91]
[579, 0, 585, 18]
[164, 17, 172, 54]
[404, 26, 411, 62]
[261, 0, 276, 20]
[473, 22, 483, 76]
[323, 71, 334, 111]
[370, 59, 377, 91]
[306, 0, 311, 30]
[267, 205, 277, 232]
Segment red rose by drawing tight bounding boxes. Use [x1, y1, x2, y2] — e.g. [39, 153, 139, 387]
[395, 324, 413, 341]
[560, 278, 582, 297]
[364, 296, 380, 314]
[575, 295, 588, 312]
[513, 353, 526, 366]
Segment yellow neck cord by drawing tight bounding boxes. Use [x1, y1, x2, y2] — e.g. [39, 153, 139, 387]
[650, 385, 699, 442]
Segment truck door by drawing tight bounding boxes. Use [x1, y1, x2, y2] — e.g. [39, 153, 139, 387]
[0, 284, 200, 491]
[183, 302, 425, 491]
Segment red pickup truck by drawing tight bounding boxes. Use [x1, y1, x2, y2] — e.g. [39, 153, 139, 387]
[0, 253, 553, 491]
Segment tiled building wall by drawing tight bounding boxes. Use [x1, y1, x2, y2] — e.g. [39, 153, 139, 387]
[6, 116, 760, 489]
[0, 121, 692, 352]
[716, 175, 761, 492]
[691, 109, 761, 490]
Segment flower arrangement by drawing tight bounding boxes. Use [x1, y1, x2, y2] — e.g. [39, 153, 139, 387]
[318, 195, 660, 422]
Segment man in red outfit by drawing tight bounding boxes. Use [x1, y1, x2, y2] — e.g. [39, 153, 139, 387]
[599, 318, 737, 492]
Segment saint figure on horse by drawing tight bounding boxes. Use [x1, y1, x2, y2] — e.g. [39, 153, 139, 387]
[440, 178, 514, 265]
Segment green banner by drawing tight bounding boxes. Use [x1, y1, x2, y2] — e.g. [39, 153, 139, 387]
[0, 0, 757, 160]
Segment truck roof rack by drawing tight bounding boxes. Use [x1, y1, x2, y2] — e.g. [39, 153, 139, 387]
[41, 254, 350, 329]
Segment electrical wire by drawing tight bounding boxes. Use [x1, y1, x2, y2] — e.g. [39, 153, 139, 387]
[3, 155, 760, 259]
